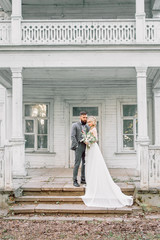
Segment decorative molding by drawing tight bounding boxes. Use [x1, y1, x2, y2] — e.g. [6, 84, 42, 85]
[136, 66, 148, 78]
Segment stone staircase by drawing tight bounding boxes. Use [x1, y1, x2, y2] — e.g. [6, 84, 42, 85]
[10, 182, 141, 216]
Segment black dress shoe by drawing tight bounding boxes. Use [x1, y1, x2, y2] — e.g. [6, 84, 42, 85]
[81, 179, 86, 184]
[73, 181, 80, 187]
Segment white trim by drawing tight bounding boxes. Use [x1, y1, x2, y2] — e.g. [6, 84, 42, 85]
[64, 99, 104, 169]
[117, 99, 137, 153]
[23, 100, 54, 153]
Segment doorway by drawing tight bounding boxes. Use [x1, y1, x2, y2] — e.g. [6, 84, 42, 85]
[69, 104, 102, 168]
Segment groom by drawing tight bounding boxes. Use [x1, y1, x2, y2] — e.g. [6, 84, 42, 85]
[71, 111, 90, 187]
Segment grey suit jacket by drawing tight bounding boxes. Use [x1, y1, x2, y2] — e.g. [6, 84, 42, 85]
[71, 122, 90, 150]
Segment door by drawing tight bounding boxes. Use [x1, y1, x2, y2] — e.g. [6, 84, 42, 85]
[69, 105, 101, 168]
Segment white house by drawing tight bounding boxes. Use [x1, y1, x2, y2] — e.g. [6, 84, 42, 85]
[0, 0, 160, 191]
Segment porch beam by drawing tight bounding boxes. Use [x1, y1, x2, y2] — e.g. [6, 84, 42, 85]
[0, 0, 12, 12]
[135, 0, 145, 43]
[11, 0, 22, 44]
[11, 67, 26, 177]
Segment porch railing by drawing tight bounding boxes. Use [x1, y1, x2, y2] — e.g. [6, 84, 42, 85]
[0, 19, 160, 45]
[0, 147, 4, 189]
[148, 146, 160, 188]
[21, 19, 136, 45]
[145, 19, 160, 43]
[140, 144, 160, 189]
[0, 145, 13, 190]
[0, 21, 11, 44]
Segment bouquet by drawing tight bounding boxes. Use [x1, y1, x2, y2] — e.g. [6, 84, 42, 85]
[81, 130, 97, 148]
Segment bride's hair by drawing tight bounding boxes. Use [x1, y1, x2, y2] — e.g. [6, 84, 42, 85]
[88, 116, 97, 127]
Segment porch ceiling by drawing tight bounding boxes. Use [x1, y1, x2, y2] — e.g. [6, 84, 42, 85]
[22, 67, 156, 88]
[23, 67, 136, 88]
[0, 67, 158, 89]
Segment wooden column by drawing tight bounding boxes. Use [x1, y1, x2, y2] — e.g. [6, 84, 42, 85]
[153, 89, 160, 145]
[136, 67, 149, 190]
[5, 89, 12, 144]
[11, 0, 22, 44]
[136, 0, 145, 43]
[11, 68, 26, 177]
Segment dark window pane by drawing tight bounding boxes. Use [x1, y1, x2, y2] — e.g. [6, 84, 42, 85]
[38, 119, 48, 134]
[25, 120, 34, 133]
[25, 135, 34, 148]
[123, 135, 134, 148]
[123, 120, 133, 134]
[25, 104, 48, 117]
[38, 136, 47, 149]
[73, 107, 98, 116]
[123, 105, 137, 117]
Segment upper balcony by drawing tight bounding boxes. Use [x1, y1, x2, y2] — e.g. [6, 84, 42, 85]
[0, 0, 160, 46]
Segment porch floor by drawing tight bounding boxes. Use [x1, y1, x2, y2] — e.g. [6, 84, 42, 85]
[13, 168, 140, 190]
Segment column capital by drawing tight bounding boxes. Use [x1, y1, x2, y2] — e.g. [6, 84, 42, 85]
[11, 67, 23, 78]
[136, 67, 148, 77]
[11, 67, 23, 73]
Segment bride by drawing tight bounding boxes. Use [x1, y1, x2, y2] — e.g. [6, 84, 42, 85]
[81, 116, 133, 208]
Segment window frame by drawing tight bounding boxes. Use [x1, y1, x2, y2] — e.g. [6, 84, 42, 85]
[122, 105, 138, 151]
[117, 99, 137, 153]
[24, 103, 50, 152]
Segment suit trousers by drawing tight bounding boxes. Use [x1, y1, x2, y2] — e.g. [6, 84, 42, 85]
[73, 142, 86, 182]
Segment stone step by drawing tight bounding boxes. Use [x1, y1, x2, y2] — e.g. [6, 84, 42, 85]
[15, 196, 84, 204]
[10, 204, 140, 216]
[21, 184, 135, 197]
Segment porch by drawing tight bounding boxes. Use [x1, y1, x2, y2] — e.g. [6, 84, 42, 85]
[0, 65, 160, 192]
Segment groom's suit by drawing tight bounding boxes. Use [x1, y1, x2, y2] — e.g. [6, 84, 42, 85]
[71, 122, 90, 182]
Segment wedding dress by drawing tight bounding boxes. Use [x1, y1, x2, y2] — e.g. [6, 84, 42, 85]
[82, 128, 133, 208]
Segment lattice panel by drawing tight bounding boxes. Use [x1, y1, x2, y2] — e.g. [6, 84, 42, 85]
[0, 22, 11, 44]
[22, 20, 136, 45]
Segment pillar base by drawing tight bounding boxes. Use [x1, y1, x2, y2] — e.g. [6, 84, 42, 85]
[10, 139, 27, 178]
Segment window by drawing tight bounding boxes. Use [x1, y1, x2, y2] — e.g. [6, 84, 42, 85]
[122, 105, 138, 151]
[73, 107, 98, 116]
[24, 104, 49, 151]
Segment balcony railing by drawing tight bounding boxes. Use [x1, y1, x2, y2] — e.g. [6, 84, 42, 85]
[0, 21, 11, 44]
[21, 20, 136, 45]
[0, 19, 160, 45]
[145, 19, 160, 43]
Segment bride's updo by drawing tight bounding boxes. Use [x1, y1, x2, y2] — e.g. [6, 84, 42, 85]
[88, 116, 97, 127]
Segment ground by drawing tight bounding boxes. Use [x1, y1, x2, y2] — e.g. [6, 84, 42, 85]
[0, 215, 160, 240]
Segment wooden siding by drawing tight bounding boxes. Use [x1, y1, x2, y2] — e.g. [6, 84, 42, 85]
[22, 0, 152, 19]
[24, 84, 153, 169]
